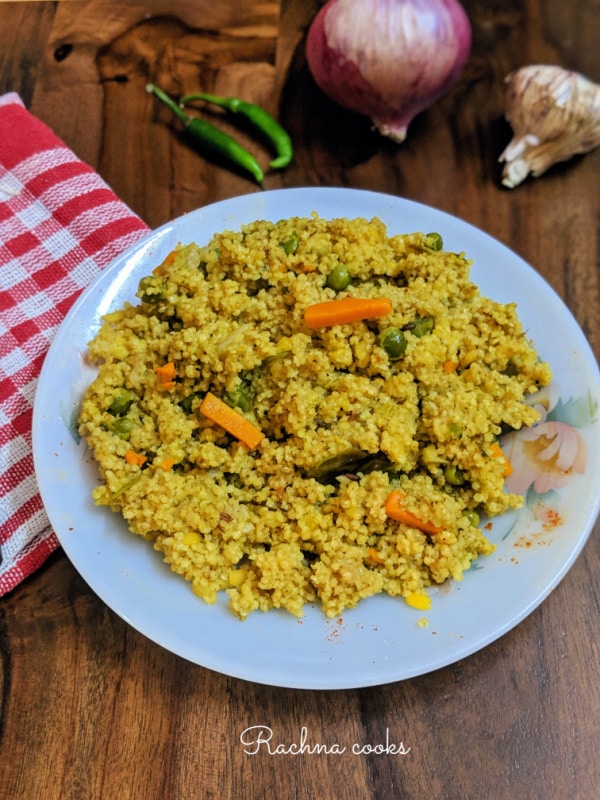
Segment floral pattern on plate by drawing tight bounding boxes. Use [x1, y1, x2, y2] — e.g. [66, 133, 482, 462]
[502, 382, 596, 521]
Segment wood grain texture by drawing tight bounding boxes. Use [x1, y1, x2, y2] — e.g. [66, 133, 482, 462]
[1, 2, 599, 799]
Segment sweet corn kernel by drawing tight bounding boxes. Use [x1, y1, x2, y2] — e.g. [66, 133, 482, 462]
[405, 591, 432, 611]
[182, 532, 201, 546]
[276, 336, 292, 351]
[228, 568, 247, 587]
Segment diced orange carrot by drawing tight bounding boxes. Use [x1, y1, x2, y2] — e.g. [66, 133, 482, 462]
[125, 450, 147, 467]
[160, 457, 176, 471]
[443, 359, 458, 374]
[304, 297, 393, 328]
[199, 392, 264, 450]
[153, 251, 176, 275]
[384, 490, 442, 536]
[368, 547, 386, 565]
[491, 442, 513, 477]
[154, 361, 176, 382]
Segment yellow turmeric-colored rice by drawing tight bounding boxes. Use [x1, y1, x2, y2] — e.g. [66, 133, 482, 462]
[78, 214, 552, 619]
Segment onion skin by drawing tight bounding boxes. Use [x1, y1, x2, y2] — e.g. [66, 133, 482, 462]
[306, 0, 472, 142]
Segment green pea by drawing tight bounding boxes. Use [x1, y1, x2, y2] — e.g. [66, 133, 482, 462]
[462, 509, 480, 527]
[108, 388, 134, 416]
[425, 232, 443, 252]
[448, 422, 463, 438]
[138, 276, 166, 304]
[411, 315, 435, 338]
[326, 264, 352, 292]
[280, 232, 299, 255]
[110, 417, 136, 441]
[445, 464, 466, 486]
[224, 387, 252, 413]
[379, 327, 407, 360]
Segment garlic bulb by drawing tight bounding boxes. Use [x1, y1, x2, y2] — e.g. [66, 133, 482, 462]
[499, 65, 600, 188]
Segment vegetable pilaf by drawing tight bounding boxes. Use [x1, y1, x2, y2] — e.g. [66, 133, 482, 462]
[78, 214, 552, 619]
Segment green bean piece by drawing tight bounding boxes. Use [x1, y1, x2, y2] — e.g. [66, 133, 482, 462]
[261, 350, 292, 367]
[97, 474, 142, 505]
[108, 388, 135, 416]
[179, 392, 200, 414]
[224, 387, 252, 413]
[444, 464, 466, 486]
[379, 327, 407, 360]
[146, 84, 264, 187]
[502, 360, 519, 376]
[411, 315, 435, 337]
[425, 232, 444, 252]
[110, 417, 136, 441]
[180, 92, 293, 169]
[326, 263, 351, 292]
[280, 232, 299, 255]
[307, 449, 370, 483]
[138, 276, 166, 304]
[462, 509, 480, 527]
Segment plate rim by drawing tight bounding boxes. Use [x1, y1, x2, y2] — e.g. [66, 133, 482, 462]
[32, 187, 600, 689]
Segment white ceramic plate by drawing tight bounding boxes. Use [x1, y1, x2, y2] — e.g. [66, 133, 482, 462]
[33, 188, 600, 689]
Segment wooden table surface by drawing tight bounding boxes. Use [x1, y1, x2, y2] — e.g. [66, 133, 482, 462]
[1, 2, 599, 798]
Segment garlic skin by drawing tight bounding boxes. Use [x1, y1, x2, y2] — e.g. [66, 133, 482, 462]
[499, 65, 600, 188]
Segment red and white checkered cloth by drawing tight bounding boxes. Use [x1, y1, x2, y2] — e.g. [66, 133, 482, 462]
[0, 92, 150, 596]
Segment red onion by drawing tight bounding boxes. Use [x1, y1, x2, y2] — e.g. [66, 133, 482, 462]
[306, 0, 472, 142]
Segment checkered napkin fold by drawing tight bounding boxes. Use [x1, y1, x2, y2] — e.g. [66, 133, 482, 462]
[0, 92, 150, 596]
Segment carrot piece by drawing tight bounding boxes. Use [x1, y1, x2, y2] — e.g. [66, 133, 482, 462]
[491, 442, 513, 477]
[125, 450, 147, 467]
[154, 361, 176, 383]
[368, 547, 386, 565]
[384, 490, 442, 536]
[304, 297, 393, 328]
[160, 456, 177, 471]
[443, 359, 458, 374]
[199, 391, 264, 450]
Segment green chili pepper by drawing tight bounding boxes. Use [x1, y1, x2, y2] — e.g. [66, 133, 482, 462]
[180, 92, 293, 169]
[146, 84, 264, 187]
